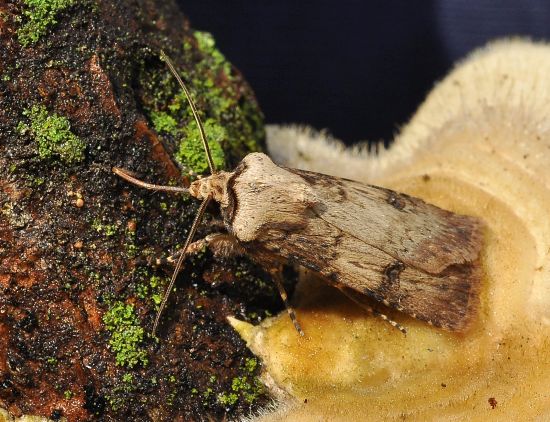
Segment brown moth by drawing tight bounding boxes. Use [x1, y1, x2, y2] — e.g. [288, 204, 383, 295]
[114, 52, 482, 336]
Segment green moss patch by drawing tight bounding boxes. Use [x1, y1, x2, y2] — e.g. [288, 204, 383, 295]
[18, 0, 76, 46]
[103, 301, 148, 368]
[218, 374, 264, 406]
[150, 111, 178, 136]
[194, 32, 232, 76]
[177, 118, 226, 174]
[216, 357, 264, 408]
[105, 373, 137, 411]
[135, 273, 166, 308]
[20, 104, 85, 165]
[140, 30, 264, 175]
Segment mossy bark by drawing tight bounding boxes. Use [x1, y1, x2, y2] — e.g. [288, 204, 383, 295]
[0, 1, 285, 420]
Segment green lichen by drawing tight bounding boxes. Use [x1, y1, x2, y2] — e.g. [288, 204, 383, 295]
[194, 31, 232, 76]
[18, 0, 76, 47]
[140, 29, 264, 175]
[1, 201, 32, 229]
[103, 301, 148, 368]
[202, 387, 214, 406]
[103, 224, 117, 237]
[105, 372, 137, 411]
[147, 85, 227, 174]
[135, 273, 165, 308]
[217, 370, 264, 407]
[244, 357, 258, 373]
[218, 391, 238, 407]
[176, 118, 226, 174]
[231, 375, 264, 404]
[150, 111, 178, 136]
[21, 104, 85, 165]
[125, 242, 138, 258]
[91, 219, 118, 237]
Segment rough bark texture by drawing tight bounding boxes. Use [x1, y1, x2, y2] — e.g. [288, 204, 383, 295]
[0, 1, 289, 420]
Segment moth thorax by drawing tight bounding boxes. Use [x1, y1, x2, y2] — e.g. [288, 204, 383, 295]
[189, 171, 230, 205]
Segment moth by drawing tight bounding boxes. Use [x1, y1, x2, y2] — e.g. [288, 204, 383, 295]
[114, 52, 483, 336]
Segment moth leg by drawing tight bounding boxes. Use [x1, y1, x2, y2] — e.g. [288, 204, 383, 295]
[270, 267, 305, 336]
[148, 238, 208, 267]
[201, 233, 246, 258]
[372, 309, 407, 336]
[336, 286, 407, 336]
[136, 239, 205, 268]
[206, 219, 227, 232]
[150, 233, 245, 268]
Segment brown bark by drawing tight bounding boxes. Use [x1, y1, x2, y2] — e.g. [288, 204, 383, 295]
[0, 1, 284, 420]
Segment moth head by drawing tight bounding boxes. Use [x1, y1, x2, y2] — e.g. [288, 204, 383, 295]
[189, 172, 230, 205]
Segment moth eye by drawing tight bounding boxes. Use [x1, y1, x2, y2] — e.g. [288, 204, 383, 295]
[387, 192, 406, 210]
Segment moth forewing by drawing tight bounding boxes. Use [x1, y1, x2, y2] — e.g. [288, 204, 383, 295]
[214, 153, 482, 331]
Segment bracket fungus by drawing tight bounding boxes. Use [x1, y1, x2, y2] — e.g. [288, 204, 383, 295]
[231, 39, 550, 421]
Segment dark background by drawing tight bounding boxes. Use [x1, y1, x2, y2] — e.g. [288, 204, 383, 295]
[180, 0, 550, 144]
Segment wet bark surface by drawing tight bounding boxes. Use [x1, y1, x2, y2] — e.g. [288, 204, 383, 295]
[0, 1, 290, 420]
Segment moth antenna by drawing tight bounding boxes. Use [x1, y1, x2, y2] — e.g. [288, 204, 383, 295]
[160, 50, 217, 175]
[271, 269, 305, 336]
[112, 167, 189, 194]
[153, 195, 212, 336]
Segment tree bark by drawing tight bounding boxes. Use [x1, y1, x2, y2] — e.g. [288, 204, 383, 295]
[0, 1, 279, 420]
